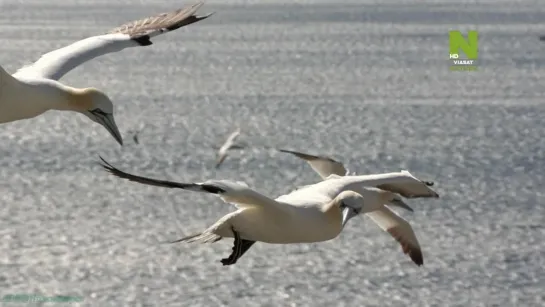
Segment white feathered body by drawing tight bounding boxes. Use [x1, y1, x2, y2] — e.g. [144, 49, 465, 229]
[208, 204, 342, 244]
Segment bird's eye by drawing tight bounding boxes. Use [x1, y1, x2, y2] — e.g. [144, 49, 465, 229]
[90, 108, 108, 116]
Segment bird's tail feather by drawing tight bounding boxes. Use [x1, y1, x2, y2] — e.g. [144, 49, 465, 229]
[169, 232, 222, 244]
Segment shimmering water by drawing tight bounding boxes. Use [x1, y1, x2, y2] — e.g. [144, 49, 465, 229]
[1, 0, 545, 306]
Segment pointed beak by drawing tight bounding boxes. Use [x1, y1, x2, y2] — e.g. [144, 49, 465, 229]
[341, 207, 359, 228]
[389, 198, 413, 212]
[96, 113, 123, 146]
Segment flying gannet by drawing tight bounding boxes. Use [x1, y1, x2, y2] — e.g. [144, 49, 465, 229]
[98, 156, 438, 266]
[215, 127, 246, 169]
[277, 148, 440, 265]
[0, 2, 212, 145]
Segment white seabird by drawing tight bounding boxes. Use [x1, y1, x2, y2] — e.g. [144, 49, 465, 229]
[277, 148, 440, 265]
[98, 156, 438, 266]
[215, 127, 246, 169]
[0, 2, 212, 145]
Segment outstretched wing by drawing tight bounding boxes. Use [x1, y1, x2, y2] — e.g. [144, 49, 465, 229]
[98, 155, 213, 191]
[374, 170, 438, 199]
[366, 206, 424, 266]
[98, 156, 288, 212]
[14, 1, 212, 80]
[278, 149, 348, 179]
[343, 171, 439, 199]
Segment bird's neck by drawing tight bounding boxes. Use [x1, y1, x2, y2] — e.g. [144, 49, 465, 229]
[0, 66, 95, 125]
[55, 86, 94, 112]
[25, 80, 93, 113]
[2, 76, 85, 115]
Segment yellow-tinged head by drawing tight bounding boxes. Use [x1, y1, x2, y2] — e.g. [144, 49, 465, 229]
[68, 87, 123, 145]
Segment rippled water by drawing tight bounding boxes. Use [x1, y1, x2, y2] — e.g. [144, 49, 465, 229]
[1, 0, 545, 306]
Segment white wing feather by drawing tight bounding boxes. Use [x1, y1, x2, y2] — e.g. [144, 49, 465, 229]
[14, 2, 210, 81]
[14, 34, 135, 80]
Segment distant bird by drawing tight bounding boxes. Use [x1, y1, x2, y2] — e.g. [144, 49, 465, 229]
[0, 2, 212, 145]
[128, 129, 141, 145]
[133, 132, 140, 145]
[98, 156, 438, 266]
[540, 36, 545, 41]
[215, 127, 246, 169]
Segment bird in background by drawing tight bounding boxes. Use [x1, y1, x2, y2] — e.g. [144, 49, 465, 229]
[133, 132, 140, 145]
[215, 127, 247, 169]
[128, 126, 144, 145]
[0, 1, 212, 146]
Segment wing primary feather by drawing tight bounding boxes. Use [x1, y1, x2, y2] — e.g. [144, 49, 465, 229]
[98, 155, 195, 189]
[387, 227, 423, 266]
[278, 148, 341, 163]
[97, 156, 227, 194]
[278, 148, 320, 161]
[107, 1, 213, 46]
